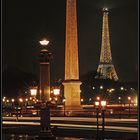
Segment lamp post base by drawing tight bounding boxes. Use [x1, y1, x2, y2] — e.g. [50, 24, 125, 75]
[36, 130, 56, 140]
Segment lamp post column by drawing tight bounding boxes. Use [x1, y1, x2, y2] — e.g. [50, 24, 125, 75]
[128, 97, 131, 118]
[37, 39, 55, 140]
[102, 109, 105, 140]
[95, 101, 100, 139]
[101, 101, 107, 140]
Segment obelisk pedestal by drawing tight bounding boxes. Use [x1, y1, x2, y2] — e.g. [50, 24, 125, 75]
[63, 80, 82, 115]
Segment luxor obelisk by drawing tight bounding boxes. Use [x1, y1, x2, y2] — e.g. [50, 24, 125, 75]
[63, 0, 82, 115]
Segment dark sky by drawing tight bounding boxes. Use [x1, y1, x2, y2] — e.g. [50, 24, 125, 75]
[3, 0, 138, 82]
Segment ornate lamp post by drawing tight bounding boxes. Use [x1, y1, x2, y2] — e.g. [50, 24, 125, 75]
[37, 38, 55, 140]
[101, 100, 107, 140]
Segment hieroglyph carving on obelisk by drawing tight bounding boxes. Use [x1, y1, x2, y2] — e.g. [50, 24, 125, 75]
[63, 0, 82, 114]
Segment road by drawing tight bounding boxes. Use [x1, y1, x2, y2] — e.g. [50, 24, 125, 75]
[2, 117, 138, 133]
[2, 116, 138, 122]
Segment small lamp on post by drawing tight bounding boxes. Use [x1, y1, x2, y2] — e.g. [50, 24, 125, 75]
[53, 87, 60, 104]
[53, 88, 60, 96]
[25, 98, 28, 112]
[30, 87, 37, 105]
[95, 101, 100, 138]
[19, 98, 23, 117]
[30, 88, 37, 97]
[118, 97, 122, 118]
[11, 99, 15, 108]
[96, 96, 100, 101]
[81, 98, 84, 104]
[101, 100, 107, 140]
[128, 96, 131, 117]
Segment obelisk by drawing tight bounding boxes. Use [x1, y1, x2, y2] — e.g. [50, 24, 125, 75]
[63, 0, 82, 115]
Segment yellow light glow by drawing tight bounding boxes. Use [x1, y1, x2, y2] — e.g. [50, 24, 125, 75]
[53, 89, 60, 96]
[110, 111, 113, 114]
[30, 88, 37, 96]
[95, 101, 100, 106]
[120, 87, 124, 90]
[11, 99, 15, 102]
[81, 98, 84, 102]
[96, 97, 100, 101]
[103, 8, 108, 11]
[101, 101, 107, 107]
[19, 98, 23, 102]
[118, 97, 121, 100]
[100, 85, 103, 89]
[63, 99, 66, 102]
[6, 99, 9, 103]
[39, 39, 49, 46]
[128, 97, 131, 100]
[25, 98, 28, 101]
[49, 97, 52, 101]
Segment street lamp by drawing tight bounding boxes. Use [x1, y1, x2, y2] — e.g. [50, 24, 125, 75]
[96, 96, 100, 101]
[25, 98, 28, 113]
[81, 98, 84, 103]
[53, 88, 60, 96]
[95, 101, 100, 138]
[30, 87, 37, 106]
[128, 96, 131, 117]
[37, 38, 55, 140]
[101, 100, 107, 140]
[118, 97, 122, 119]
[120, 87, 124, 91]
[100, 85, 103, 90]
[53, 88, 60, 104]
[30, 88, 37, 97]
[11, 99, 15, 109]
[19, 98, 23, 116]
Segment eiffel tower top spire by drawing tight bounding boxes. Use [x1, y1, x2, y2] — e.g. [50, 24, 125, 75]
[100, 7, 112, 63]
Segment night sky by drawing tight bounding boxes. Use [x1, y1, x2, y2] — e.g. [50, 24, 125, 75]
[3, 0, 138, 82]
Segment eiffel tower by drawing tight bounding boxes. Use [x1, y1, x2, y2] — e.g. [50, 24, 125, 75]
[97, 8, 119, 81]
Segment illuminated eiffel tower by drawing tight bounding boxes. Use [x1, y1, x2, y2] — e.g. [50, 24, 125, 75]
[97, 8, 118, 81]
